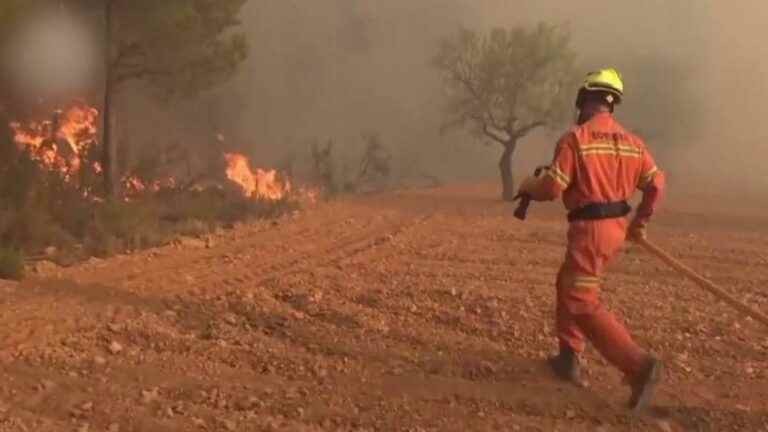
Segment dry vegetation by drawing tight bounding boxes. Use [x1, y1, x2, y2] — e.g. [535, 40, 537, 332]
[0, 123, 301, 279]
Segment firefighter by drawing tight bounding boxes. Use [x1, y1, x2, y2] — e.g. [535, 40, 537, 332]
[518, 68, 666, 411]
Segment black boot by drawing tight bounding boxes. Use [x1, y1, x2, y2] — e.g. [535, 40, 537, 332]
[548, 346, 584, 386]
[628, 356, 663, 412]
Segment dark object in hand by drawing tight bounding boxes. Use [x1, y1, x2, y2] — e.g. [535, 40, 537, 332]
[513, 194, 532, 220]
[512, 166, 547, 221]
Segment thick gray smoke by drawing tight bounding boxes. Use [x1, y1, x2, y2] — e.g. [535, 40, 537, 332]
[10, 1, 762, 196]
[222, 1, 481, 179]
[225, 1, 768, 196]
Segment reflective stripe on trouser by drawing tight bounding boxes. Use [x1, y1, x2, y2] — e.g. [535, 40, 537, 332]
[556, 218, 647, 380]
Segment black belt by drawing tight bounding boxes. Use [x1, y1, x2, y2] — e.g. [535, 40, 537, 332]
[567, 201, 631, 222]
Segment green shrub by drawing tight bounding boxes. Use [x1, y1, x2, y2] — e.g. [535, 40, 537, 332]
[0, 247, 24, 281]
[49, 194, 95, 239]
[3, 205, 77, 252]
[81, 200, 164, 256]
[157, 189, 295, 225]
[84, 230, 123, 258]
[159, 189, 226, 223]
[0, 143, 300, 260]
[172, 219, 211, 238]
[94, 200, 160, 239]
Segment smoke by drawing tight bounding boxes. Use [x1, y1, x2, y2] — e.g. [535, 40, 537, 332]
[6, 1, 761, 196]
[3, 8, 99, 105]
[220, 0, 763, 196]
[218, 1, 481, 178]
[463, 1, 716, 192]
[211, 2, 681, 188]
[692, 2, 768, 195]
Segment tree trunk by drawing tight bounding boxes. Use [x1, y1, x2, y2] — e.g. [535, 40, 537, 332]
[0, 112, 16, 163]
[498, 140, 517, 202]
[102, 0, 117, 199]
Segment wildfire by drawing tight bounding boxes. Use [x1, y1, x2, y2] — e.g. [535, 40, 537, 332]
[122, 176, 178, 197]
[9, 102, 98, 180]
[10, 104, 306, 204]
[122, 176, 146, 194]
[57, 104, 98, 155]
[224, 152, 291, 200]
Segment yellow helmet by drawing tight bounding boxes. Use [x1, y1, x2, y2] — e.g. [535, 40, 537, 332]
[581, 68, 624, 104]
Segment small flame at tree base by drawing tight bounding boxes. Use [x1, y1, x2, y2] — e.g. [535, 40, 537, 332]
[122, 176, 178, 198]
[224, 152, 291, 200]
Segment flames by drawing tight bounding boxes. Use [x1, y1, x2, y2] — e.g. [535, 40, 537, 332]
[57, 104, 99, 154]
[9, 103, 99, 180]
[8, 102, 302, 203]
[122, 176, 177, 197]
[224, 152, 291, 200]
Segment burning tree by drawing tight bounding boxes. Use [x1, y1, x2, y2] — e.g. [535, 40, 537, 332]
[9, 104, 99, 181]
[100, 0, 248, 198]
[433, 23, 577, 201]
[0, 0, 248, 198]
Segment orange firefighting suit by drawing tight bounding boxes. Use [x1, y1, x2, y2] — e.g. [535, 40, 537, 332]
[528, 111, 665, 381]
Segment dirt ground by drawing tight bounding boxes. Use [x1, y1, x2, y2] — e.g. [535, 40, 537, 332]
[0, 183, 766, 432]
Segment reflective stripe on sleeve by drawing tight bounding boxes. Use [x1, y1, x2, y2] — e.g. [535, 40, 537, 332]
[546, 166, 571, 189]
[638, 166, 659, 188]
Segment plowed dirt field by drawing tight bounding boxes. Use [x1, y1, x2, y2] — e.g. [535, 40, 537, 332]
[0, 184, 766, 431]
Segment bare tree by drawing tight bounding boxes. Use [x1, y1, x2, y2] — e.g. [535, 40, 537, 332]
[357, 132, 391, 183]
[310, 139, 336, 193]
[433, 23, 577, 201]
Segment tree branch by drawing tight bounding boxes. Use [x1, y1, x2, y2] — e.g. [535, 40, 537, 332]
[454, 60, 514, 135]
[513, 121, 545, 139]
[452, 71, 508, 134]
[481, 121, 510, 145]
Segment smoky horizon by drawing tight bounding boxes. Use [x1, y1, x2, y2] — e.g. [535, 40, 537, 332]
[2, 1, 764, 198]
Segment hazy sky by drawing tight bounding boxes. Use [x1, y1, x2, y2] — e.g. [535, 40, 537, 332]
[226, 1, 727, 187]
[6, 1, 765, 194]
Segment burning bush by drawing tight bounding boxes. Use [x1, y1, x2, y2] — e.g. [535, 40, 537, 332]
[0, 102, 314, 267]
[223, 152, 292, 201]
[9, 102, 101, 195]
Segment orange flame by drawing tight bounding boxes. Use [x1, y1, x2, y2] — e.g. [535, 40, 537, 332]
[10, 107, 309, 204]
[224, 152, 290, 200]
[122, 175, 177, 198]
[9, 120, 47, 149]
[10, 103, 99, 180]
[57, 105, 98, 154]
[122, 176, 146, 194]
